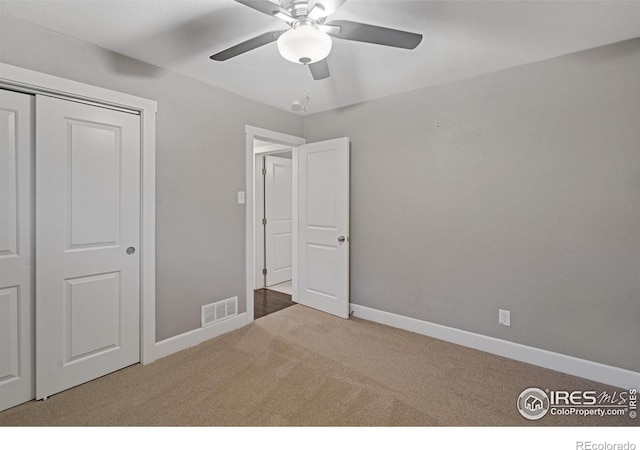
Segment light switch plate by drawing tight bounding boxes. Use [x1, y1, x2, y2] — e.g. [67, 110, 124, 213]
[237, 191, 245, 204]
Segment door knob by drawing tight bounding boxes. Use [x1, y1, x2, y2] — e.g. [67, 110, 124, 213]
[338, 236, 346, 243]
[126, 247, 136, 255]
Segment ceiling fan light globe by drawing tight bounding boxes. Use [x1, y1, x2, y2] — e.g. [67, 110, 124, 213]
[277, 25, 332, 64]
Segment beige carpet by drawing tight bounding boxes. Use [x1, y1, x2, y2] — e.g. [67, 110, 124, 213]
[0, 305, 636, 426]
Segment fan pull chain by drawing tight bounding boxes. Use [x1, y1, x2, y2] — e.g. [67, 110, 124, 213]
[303, 64, 311, 113]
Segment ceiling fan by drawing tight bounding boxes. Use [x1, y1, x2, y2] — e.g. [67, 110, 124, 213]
[210, 0, 423, 80]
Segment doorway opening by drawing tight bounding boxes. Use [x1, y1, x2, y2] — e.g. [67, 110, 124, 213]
[245, 126, 305, 323]
[256, 147, 295, 318]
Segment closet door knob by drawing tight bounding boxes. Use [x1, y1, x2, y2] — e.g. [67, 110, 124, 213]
[126, 247, 136, 255]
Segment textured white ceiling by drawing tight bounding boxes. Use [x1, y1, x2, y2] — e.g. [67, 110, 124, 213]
[1, 0, 640, 114]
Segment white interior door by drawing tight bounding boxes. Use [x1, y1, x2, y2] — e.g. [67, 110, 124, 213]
[0, 90, 34, 411]
[35, 95, 141, 399]
[297, 137, 350, 318]
[265, 155, 293, 287]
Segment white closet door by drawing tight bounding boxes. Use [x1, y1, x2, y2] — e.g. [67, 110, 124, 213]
[0, 90, 34, 411]
[36, 95, 141, 399]
[265, 155, 293, 287]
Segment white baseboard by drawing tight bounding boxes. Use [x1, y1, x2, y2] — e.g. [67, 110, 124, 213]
[350, 304, 639, 389]
[154, 313, 247, 360]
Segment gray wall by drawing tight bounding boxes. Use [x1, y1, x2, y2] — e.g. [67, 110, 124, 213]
[304, 38, 640, 372]
[2, 12, 638, 371]
[0, 14, 304, 341]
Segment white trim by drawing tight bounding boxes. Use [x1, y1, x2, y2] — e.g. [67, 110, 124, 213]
[245, 126, 305, 325]
[255, 142, 292, 154]
[154, 313, 247, 360]
[0, 62, 157, 113]
[291, 149, 299, 303]
[246, 126, 305, 147]
[351, 304, 640, 389]
[0, 62, 157, 365]
[140, 108, 156, 365]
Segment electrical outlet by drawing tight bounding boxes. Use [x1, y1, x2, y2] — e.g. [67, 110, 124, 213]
[498, 309, 511, 327]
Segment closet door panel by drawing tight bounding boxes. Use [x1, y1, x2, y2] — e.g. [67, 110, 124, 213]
[36, 95, 141, 399]
[0, 89, 34, 412]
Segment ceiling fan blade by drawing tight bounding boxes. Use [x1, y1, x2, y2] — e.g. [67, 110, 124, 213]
[317, 24, 341, 35]
[310, 0, 348, 19]
[307, 3, 326, 21]
[235, 0, 294, 22]
[309, 59, 330, 80]
[210, 30, 285, 61]
[326, 20, 422, 49]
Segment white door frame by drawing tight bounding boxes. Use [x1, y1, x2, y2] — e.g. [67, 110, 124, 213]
[245, 125, 305, 323]
[0, 62, 158, 365]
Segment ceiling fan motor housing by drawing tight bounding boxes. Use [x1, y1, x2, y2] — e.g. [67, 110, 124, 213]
[282, 1, 310, 19]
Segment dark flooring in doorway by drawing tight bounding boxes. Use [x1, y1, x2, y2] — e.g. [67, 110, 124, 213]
[254, 288, 295, 319]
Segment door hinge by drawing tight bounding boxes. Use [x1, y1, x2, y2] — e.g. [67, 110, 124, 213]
[262, 218, 267, 225]
[262, 268, 267, 275]
[262, 168, 266, 176]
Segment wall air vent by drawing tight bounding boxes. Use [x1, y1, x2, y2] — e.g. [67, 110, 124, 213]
[201, 296, 238, 328]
